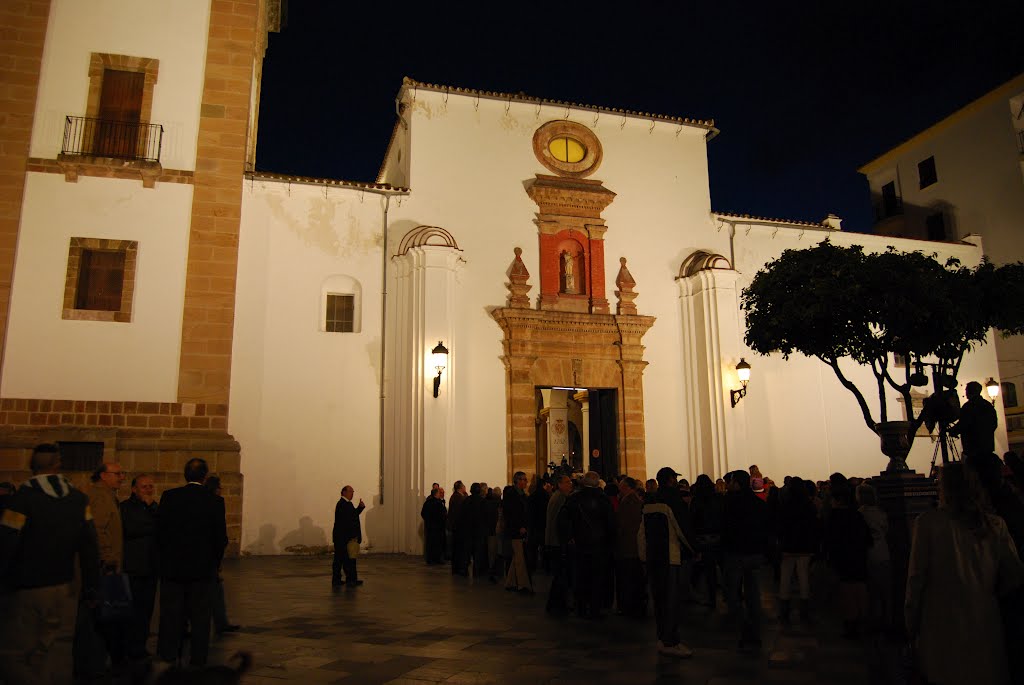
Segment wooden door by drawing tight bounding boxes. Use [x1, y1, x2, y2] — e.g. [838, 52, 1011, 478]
[94, 69, 144, 158]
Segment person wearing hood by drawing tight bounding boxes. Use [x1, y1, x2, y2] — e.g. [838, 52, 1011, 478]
[0, 444, 100, 685]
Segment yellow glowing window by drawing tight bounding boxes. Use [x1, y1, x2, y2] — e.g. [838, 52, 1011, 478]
[548, 136, 586, 163]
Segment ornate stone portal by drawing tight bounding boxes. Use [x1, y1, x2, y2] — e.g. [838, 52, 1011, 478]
[492, 121, 654, 480]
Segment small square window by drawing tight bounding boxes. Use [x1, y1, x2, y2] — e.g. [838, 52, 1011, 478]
[56, 441, 104, 473]
[76, 249, 125, 311]
[325, 294, 355, 333]
[1003, 382, 1018, 409]
[63, 237, 137, 322]
[918, 156, 937, 189]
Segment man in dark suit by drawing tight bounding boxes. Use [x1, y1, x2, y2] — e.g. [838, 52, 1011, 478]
[155, 458, 228, 667]
[332, 485, 365, 587]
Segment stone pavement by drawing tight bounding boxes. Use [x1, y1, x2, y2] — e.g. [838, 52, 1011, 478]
[198, 554, 886, 685]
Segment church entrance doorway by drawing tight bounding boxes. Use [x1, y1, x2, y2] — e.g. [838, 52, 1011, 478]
[535, 387, 619, 481]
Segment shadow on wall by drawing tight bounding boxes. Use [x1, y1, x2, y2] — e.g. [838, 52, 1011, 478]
[361, 494, 386, 551]
[279, 516, 327, 552]
[244, 523, 277, 555]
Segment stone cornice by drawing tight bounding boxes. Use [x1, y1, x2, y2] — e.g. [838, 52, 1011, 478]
[491, 307, 654, 339]
[526, 175, 616, 218]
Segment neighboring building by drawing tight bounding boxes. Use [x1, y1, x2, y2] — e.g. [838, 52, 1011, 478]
[859, 72, 1024, 453]
[0, 2, 1006, 556]
[0, 0, 283, 555]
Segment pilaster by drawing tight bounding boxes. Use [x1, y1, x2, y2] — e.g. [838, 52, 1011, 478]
[0, 0, 51, 387]
[390, 237, 463, 553]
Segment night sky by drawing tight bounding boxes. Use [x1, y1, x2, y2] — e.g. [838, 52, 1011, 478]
[256, 1, 1024, 233]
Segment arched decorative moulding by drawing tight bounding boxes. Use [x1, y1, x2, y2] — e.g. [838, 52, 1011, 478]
[532, 120, 603, 178]
[396, 225, 461, 255]
[678, 250, 733, 279]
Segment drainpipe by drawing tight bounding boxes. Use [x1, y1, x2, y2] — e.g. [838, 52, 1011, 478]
[357, 186, 409, 505]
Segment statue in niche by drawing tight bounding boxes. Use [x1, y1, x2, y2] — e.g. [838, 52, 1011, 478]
[562, 251, 578, 294]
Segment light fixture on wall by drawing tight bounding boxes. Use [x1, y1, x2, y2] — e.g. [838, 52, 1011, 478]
[432, 341, 449, 398]
[731, 358, 751, 408]
[985, 377, 1000, 404]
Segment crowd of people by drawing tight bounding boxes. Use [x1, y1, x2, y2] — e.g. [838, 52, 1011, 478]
[421, 451, 1024, 681]
[0, 446, 234, 683]
[3, 436, 1024, 684]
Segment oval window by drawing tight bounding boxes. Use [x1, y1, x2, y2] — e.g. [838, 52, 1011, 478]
[548, 136, 586, 164]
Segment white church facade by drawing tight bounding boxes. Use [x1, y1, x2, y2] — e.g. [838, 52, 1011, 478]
[0, 0, 1007, 555]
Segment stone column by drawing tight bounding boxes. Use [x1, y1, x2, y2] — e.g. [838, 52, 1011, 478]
[0, 0, 51, 388]
[576, 390, 591, 468]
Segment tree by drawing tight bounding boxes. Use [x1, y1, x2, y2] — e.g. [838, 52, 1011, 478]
[741, 240, 1023, 469]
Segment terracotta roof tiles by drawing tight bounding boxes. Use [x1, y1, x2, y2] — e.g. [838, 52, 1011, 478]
[247, 171, 409, 193]
[713, 211, 831, 229]
[401, 77, 717, 133]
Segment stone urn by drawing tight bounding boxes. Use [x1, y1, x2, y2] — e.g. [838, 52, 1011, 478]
[876, 421, 913, 472]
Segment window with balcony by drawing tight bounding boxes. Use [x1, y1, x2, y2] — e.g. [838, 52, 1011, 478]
[62, 238, 137, 323]
[61, 54, 162, 164]
[880, 181, 902, 219]
[918, 156, 937, 189]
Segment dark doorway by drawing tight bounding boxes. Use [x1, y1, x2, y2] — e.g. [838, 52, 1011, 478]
[587, 389, 618, 481]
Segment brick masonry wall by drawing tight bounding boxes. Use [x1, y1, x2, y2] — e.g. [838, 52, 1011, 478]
[0, 424, 243, 556]
[177, 0, 260, 404]
[0, 0, 51, 382]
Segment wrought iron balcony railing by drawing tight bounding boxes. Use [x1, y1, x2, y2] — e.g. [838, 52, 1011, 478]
[875, 196, 903, 221]
[61, 116, 163, 163]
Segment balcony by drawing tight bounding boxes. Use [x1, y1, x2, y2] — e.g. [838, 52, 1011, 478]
[61, 116, 163, 163]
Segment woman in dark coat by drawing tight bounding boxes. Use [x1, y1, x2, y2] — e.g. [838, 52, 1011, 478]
[689, 474, 723, 608]
[823, 473, 872, 638]
[776, 476, 820, 624]
[421, 488, 447, 564]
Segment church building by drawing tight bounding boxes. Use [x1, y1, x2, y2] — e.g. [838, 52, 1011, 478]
[0, 0, 1006, 555]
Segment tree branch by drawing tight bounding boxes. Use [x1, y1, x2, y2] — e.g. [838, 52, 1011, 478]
[820, 355, 877, 433]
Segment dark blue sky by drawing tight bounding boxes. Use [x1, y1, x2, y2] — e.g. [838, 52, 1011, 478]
[256, 1, 1024, 233]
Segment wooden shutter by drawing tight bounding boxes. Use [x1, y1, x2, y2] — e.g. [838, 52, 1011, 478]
[94, 70, 144, 157]
[76, 249, 125, 311]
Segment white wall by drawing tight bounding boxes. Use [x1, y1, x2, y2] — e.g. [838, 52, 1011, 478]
[232, 180, 388, 554]
[31, 0, 212, 170]
[233, 90, 1006, 553]
[391, 90, 721, 486]
[2, 173, 192, 400]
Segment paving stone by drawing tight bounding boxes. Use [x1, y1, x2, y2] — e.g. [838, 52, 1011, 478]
[79, 554, 903, 684]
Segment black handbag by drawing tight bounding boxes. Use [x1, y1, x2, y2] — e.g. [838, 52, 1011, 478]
[97, 572, 133, 622]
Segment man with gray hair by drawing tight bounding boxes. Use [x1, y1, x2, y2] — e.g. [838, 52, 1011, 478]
[0, 444, 100, 684]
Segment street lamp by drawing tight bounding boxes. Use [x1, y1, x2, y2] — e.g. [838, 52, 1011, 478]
[431, 341, 448, 398]
[985, 377, 1000, 404]
[731, 358, 751, 408]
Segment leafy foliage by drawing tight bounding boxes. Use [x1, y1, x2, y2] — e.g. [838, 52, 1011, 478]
[741, 240, 1024, 443]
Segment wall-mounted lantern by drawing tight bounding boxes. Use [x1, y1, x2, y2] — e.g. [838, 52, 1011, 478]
[985, 377, 1000, 404]
[432, 341, 449, 398]
[731, 358, 751, 408]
